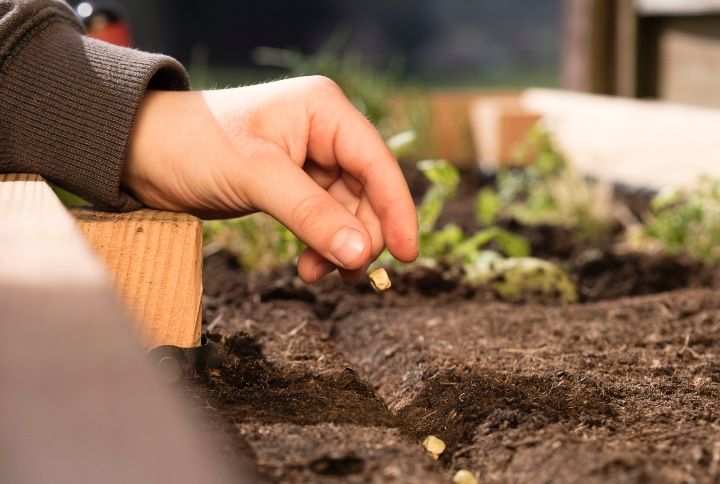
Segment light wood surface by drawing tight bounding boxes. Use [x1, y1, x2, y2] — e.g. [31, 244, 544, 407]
[521, 88, 720, 189]
[72, 208, 203, 348]
[636, 0, 720, 14]
[0, 174, 240, 484]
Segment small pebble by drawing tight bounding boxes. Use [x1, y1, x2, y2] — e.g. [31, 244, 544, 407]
[453, 469, 478, 484]
[369, 268, 392, 292]
[422, 435, 446, 460]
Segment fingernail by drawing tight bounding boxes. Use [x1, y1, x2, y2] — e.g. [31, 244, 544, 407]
[313, 261, 336, 281]
[330, 227, 366, 268]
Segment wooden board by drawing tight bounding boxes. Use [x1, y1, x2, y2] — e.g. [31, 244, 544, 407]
[469, 96, 541, 170]
[72, 208, 202, 348]
[561, 0, 614, 94]
[0, 174, 241, 483]
[655, 16, 720, 108]
[636, 0, 720, 15]
[521, 88, 720, 189]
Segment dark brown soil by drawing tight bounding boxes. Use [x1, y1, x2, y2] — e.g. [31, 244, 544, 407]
[183, 251, 720, 483]
[183, 168, 720, 482]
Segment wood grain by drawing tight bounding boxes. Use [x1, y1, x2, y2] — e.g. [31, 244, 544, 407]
[0, 174, 239, 483]
[72, 208, 202, 349]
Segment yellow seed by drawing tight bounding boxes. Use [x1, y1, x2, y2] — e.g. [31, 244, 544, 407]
[422, 435, 446, 460]
[453, 469, 478, 484]
[368, 268, 392, 292]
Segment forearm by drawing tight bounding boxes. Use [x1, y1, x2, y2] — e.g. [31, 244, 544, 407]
[0, 0, 189, 210]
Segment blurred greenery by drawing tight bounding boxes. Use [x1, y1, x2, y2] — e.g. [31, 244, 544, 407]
[52, 185, 89, 207]
[644, 178, 720, 263]
[477, 127, 619, 239]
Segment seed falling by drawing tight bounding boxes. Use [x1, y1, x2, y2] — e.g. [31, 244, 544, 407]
[453, 469, 478, 484]
[369, 267, 392, 292]
[422, 435, 446, 460]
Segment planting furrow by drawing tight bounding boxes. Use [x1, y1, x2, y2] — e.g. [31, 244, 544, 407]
[188, 255, 449, 482]
[330, 288, 720, 483]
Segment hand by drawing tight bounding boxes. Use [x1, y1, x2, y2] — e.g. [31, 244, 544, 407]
[123, 76, 418, 283]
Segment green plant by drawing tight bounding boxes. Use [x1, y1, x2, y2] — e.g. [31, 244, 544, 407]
[374, 159, 576, 301]
[203, 214, 303, 272]
[478, 128, 618, 239]
[52, 185, 89, 207]
[411, 160, 530, 262]
[463, 251, 577, 303]
[644, 177, 720, 263]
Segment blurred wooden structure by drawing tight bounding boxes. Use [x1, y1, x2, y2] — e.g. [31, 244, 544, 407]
[563, 0, 720, 107]
[469, 96, 541, 170]
[521, 89, 720, 189]
[0, 174, 240, 483]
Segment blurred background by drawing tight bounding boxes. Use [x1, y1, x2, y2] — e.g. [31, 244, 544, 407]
[69, 0, 564, 89]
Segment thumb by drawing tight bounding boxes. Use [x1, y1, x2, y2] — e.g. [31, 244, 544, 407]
[253, 159, 372, 273]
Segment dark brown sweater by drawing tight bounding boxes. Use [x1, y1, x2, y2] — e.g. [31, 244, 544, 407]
[0, 0, 189, 210]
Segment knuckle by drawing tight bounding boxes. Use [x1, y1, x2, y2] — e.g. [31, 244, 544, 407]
[304, 75, 342, 95]
[291, 193, 333, 234]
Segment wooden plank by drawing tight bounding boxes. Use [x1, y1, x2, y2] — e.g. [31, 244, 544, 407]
[0, 174, 243, 484]
[636, 0, 720, 15]
[521, 88, 720, 189]
[72, 208, 202, 348]
[469, 96, 541, 170]
[561, 0, 614, 94]
[615, 0, 639, 97]
[655, 16, 720, 108]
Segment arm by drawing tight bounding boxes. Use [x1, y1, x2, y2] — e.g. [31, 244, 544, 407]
[0, 1, 418, 282]
[0, 0, 188, 210]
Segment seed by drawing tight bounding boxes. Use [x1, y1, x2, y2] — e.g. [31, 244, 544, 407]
[422, 435, 446, 460]
[368, 268, 392, 292]
[453, 469, 478, 484]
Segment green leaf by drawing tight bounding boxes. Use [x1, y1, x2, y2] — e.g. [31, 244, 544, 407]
[475, 188, 501, 226]
[463, 255, 577, 303]
[416, 160, 460, 234]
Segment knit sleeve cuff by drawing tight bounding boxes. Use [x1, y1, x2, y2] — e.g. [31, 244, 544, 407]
[0, 17, 190, 211]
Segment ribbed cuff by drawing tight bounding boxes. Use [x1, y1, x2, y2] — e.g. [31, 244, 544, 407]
[0, 18, 189, 211]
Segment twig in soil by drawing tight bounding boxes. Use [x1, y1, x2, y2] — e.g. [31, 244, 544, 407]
[501, 346, 547, 354]
[677, 333, 702, 360]
[284, 319, 308, 338]
[206, 313, 224, 332]
[452, 444, 485, 461]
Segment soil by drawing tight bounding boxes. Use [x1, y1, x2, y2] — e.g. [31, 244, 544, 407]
[181, 169, 720, 483]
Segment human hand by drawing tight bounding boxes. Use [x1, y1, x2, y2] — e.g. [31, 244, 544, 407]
[123, 76, 418, 283]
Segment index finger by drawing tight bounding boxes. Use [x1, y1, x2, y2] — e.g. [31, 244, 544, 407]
[304, 80, 419, 263]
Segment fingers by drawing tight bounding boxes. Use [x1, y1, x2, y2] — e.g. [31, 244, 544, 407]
[252, 155, 373, 275]
[296, 175, 386, 282]
[338, 196, 386, 283]
[302, 77, 419, 263]
[298, 195, 386, 284]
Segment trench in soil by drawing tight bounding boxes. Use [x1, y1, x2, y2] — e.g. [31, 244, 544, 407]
[182, 169, 720, 483]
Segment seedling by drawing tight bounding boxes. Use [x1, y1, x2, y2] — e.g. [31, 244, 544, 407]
[368, 268, 392, 292]
[464, 252, 578, 303]
[453, 470, 478, 484]
[478, 127, 619, 239]
[422, 435, 446, 460]
[644, 177, 720, 263]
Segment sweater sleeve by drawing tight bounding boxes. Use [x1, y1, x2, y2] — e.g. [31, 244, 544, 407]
[0, 0, 189, 211]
